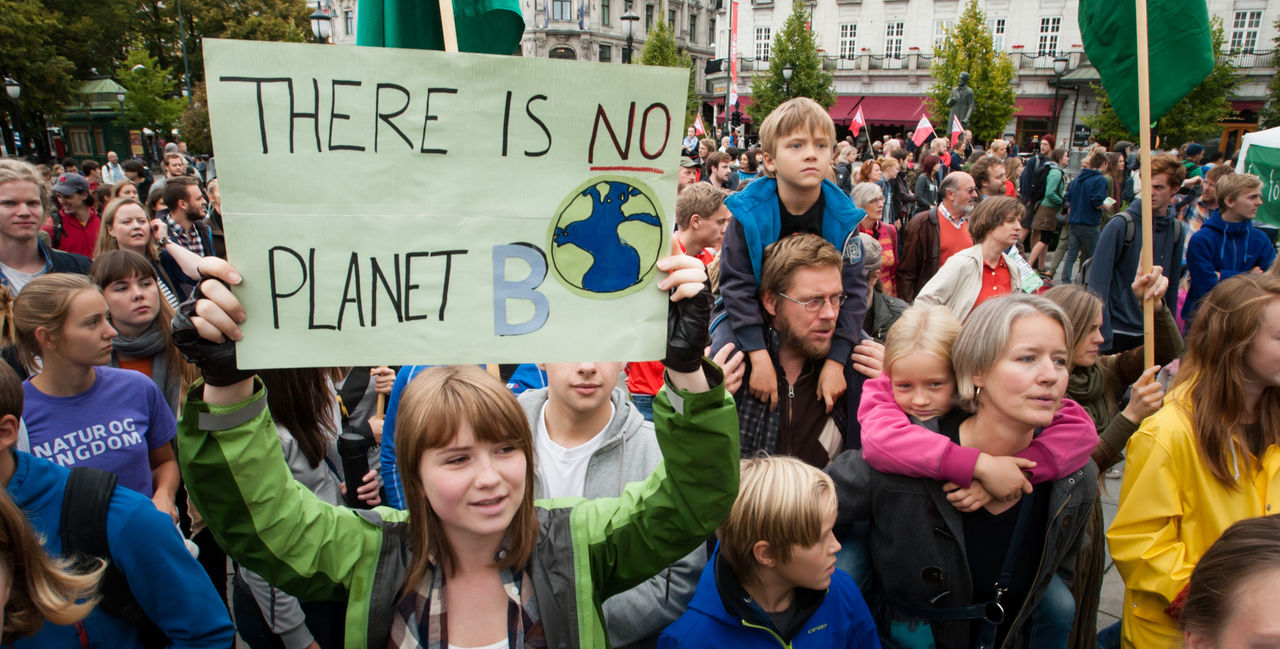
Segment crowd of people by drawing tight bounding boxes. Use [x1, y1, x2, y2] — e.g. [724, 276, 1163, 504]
[0, 96, 1275, 649]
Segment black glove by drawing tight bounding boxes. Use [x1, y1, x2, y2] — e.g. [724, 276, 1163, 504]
[171, 277, 255, 387]
[663, 280, 712, 374]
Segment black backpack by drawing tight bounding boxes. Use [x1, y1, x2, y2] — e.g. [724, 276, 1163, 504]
[1027, 163, 1054, 205]
[48, 212, 66, 249]
[60, 467, 169, 649]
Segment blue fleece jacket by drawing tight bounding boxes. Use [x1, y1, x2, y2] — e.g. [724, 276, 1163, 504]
[1066, 167, 1109, 226]
[1183, 213, 1277, 323]
[1085, 199, 1185, 351]
[659, 552, 880, 649]
[5, 451, 234, 649]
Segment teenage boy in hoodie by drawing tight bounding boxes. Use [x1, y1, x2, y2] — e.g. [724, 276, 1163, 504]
[0, 362, 234, 649]
[1183, 172, 1274, 325]
[1060, 149, 1111, 283]
[1086, 154, 1187, 353]
[658, 455, 879, 649]
[521, 361, 706, 649]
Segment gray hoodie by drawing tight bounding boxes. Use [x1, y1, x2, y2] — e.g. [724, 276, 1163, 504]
[519, 386, 707, 649]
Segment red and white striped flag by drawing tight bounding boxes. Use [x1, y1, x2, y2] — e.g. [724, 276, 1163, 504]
[911, 116, 934, 147]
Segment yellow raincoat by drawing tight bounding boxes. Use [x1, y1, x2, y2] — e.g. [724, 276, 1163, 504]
[1107, 390, 1280, 649]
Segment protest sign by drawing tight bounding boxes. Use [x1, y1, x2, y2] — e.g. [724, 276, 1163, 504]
[203, 39, 687, 368]
[1239, 134, 1280, 229]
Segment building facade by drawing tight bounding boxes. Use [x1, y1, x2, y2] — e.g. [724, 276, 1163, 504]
[704, 0, 1279, 154]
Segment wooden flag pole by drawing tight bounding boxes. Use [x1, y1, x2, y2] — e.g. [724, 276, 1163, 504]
[440, 0, 460, 52]
[1135, 0, 1155, 371]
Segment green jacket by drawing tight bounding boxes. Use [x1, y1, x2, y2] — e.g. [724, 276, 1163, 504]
[1040, 164, 1067, 210]
[177, 367, 739, 648]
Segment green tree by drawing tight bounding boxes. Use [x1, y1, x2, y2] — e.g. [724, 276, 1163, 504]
[639, 19, 700, 128]
[1085, 17, 1237, 145]
[117, 50, 186, 138]
[924, 0, 1016, 144]
[745, 1, 834, 125]
[39, 0, 135, 78]
[0, 0, 78, 126]
[1259, 17, 1280, 128]
[179, 81, 211, 154]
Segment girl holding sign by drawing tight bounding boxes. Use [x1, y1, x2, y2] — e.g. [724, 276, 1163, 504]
[171, 254, 737, 648]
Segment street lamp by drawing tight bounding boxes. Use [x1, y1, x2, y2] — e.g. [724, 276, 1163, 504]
[621, 9, 640, 63]
[311, 1, 333, 44]
[1050, 55, 1069, 142]
[116, 89, 130, 159]
[4, 77, 22, 157]
[782, 64, 793, 97]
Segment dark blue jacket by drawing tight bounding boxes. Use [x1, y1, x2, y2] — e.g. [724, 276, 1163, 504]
[1085, 199, 1185, 350]
[5, 451, 235, 649]
[1183, 212, 1277, 323]
[659, 552, 880, 649]
[1066, 168, 1109, 226]
[720, 177, 868, 364]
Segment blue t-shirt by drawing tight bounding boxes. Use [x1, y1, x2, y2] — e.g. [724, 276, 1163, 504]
[22, 366, 177, 496]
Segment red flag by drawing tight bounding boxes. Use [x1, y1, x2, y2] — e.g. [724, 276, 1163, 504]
[911, 116, 933, 147]
[949, 115, 963, 149]
[850, 106, 866, 138]
[693, 113, 706, 136]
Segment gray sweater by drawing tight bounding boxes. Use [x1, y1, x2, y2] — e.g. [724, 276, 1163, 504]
[519, 386, 707, 649]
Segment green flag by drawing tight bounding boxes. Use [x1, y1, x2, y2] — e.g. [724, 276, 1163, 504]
[356, 0, 524, 54]
[1078, 0, 1214, 135]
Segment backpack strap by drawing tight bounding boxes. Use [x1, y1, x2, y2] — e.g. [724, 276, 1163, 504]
[50, 211, 66, 249]
[61, 467, 171, 649]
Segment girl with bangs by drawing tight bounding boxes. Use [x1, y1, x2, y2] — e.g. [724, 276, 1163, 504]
[89, 250, 197, 415]
[95, 197, 204, 306]
[1108, 274, 1280, 649]
[172, 255, 740, 648]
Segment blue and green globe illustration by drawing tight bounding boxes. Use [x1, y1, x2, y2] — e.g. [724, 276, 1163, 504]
[548, 177, 666, 298]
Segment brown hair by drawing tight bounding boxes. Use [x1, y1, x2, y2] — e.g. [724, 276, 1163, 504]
[395, 366, 537, 583]
[758, 97, 835, 159]
[1151, 153, 1187, 186]
[161, 175, 200, 214]
[920, 154, 942, 178]
[705, 151, 732, 171]
[1181, 514, 1280, 636]
[11, 274, 97, 372]
[967, 196, 1022, 243]
[1170, 274, 1280, 485]
[760, 234, 843, 298]
[1042, 284, 1105, 368]
[1084, 149, 1107, 170]
[1204, 163, 1235, 185]
[258, 368, 340, 468]
[717, 456, 835, 586]
[676, 183, 728, 229]
[856, 160, 881, 184]
[88, 250, 197, 393]
[969, 155, 1001, 189]
[109, 179, 137, 199]
[0, 485, 102, 640]
[95, 198, 159, 261]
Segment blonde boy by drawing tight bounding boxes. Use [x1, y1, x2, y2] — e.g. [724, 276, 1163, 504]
[658, 457, 879, 648]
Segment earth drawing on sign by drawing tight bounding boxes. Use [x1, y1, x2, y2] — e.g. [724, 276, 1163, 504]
[549, 177, 665, 297]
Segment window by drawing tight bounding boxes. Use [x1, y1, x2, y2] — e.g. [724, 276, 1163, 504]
[708, 16, 716, 47]
[884, 21, 904, 57]
[645, 4, 653, 30]
[839, 23, 856, 59]
[552, 0, 572, 20]
[689, 13, 697, 42]
[602, 0, 610, 25]
[1038, 16, 1061, 56]
[933, 19, 952, 52]
[599, 44, 612, 62]
[344, 9, 354, 35]
[67, 127, 92, 156]
[1231, 10, 1263, 52]
[987, 17, 1005, 51]
[756, 27, 771, 61]
[669, 9, 676, 29]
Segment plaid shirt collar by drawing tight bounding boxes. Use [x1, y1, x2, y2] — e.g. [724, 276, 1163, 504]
[390, 561, 543, 649]
[164, 212, 204, 257]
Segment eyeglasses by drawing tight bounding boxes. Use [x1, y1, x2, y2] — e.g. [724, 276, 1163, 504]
[776, 291, 846, 312]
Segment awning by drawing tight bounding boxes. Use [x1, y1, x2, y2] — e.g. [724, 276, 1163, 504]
[1232, 99, 1264, 111]
[715, 97, 753, 122]
[1015, 97, 1060, 118]
[850, 96, 928, 125]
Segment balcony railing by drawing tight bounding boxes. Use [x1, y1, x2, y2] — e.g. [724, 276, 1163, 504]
[1221, 50, 1276, 69]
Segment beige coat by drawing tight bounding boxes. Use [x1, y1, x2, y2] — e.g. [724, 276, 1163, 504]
[914, 244, 1026, 321]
